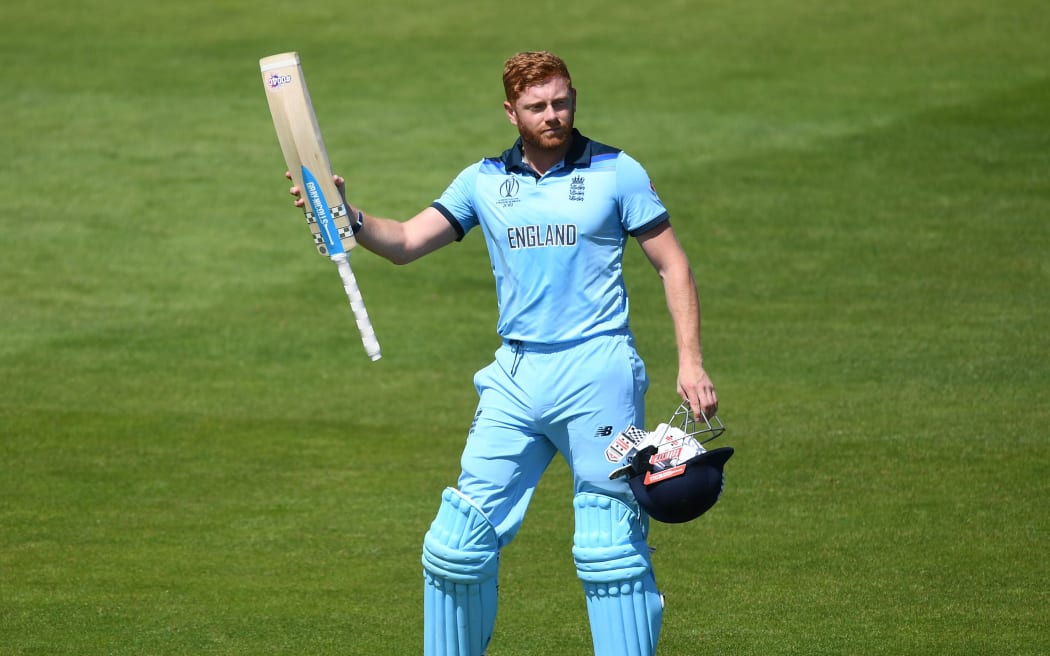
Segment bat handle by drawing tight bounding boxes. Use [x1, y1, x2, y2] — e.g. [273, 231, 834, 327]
[330, 253, 382, 361]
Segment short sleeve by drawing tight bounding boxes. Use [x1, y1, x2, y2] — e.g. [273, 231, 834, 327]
[617, 153, 670, 236]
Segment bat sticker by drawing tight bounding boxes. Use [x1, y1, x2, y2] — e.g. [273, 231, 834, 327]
[301, 165, 345, 256]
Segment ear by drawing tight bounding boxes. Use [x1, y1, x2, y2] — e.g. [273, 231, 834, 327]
[503, 100, 518, 126]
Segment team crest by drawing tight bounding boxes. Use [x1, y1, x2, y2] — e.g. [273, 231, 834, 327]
[569, 175, 585, 201]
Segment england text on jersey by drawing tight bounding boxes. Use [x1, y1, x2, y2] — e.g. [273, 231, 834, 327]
[506, 224, 578, 249]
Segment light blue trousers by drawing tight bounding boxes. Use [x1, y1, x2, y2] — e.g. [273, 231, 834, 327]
[459, 331, 648, 543]
[422, 331, 663, 656]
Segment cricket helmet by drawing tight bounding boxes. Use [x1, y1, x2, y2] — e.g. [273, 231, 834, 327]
[628, 402, 734, 524]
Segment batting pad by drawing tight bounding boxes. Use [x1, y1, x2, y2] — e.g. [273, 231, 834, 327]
[573, 493, 663, 656]
[422, 488, 499, 656]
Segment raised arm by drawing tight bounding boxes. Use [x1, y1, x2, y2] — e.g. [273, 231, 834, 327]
[636, 221, 718, 419]
[289, 173, 458, 265]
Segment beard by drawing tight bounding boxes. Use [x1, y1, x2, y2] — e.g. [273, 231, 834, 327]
[518, 114, 574, 152]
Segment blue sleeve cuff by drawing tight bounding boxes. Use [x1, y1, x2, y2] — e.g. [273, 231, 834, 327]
[629, 212, 670, 238]
[432, 202, 465, 241]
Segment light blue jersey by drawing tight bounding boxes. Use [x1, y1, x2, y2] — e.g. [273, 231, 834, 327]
[433, 130, 669, 343]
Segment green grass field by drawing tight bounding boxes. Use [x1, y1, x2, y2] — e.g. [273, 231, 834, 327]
[2, 0, 1048, 653]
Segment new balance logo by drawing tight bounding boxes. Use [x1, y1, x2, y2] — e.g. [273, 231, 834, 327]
[594, 425, 614, 438]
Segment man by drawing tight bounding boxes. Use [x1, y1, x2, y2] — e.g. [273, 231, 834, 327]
[290, 51, 717, 656]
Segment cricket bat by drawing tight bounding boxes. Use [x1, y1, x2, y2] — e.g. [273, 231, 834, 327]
[260, 51, 381, 361]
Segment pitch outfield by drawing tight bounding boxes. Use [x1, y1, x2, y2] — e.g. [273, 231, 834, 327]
[1, 1, 1047, 654]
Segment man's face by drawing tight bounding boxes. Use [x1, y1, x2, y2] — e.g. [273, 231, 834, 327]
[504, 76, 576, 152]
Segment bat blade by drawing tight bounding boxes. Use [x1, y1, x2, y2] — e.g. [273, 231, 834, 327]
[260, 51, 381, 361]
[260, 51, 354, 257]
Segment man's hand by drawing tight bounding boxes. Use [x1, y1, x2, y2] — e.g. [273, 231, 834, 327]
[678, 363, 718, 420]
[287, 172, 356, 220]
[285, 170, 305, 208]
[287, 171, 356, 215]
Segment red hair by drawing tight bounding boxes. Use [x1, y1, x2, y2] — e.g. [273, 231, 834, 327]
[502, 51, 572, 103]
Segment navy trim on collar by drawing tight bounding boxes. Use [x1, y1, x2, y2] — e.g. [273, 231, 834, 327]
[495, 129, 621, 175]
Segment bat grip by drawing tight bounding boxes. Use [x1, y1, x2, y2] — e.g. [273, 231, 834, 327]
[330, 253, 382, 361]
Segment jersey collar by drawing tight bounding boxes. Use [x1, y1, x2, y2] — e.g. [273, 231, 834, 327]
[502, 129, 592, 175]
